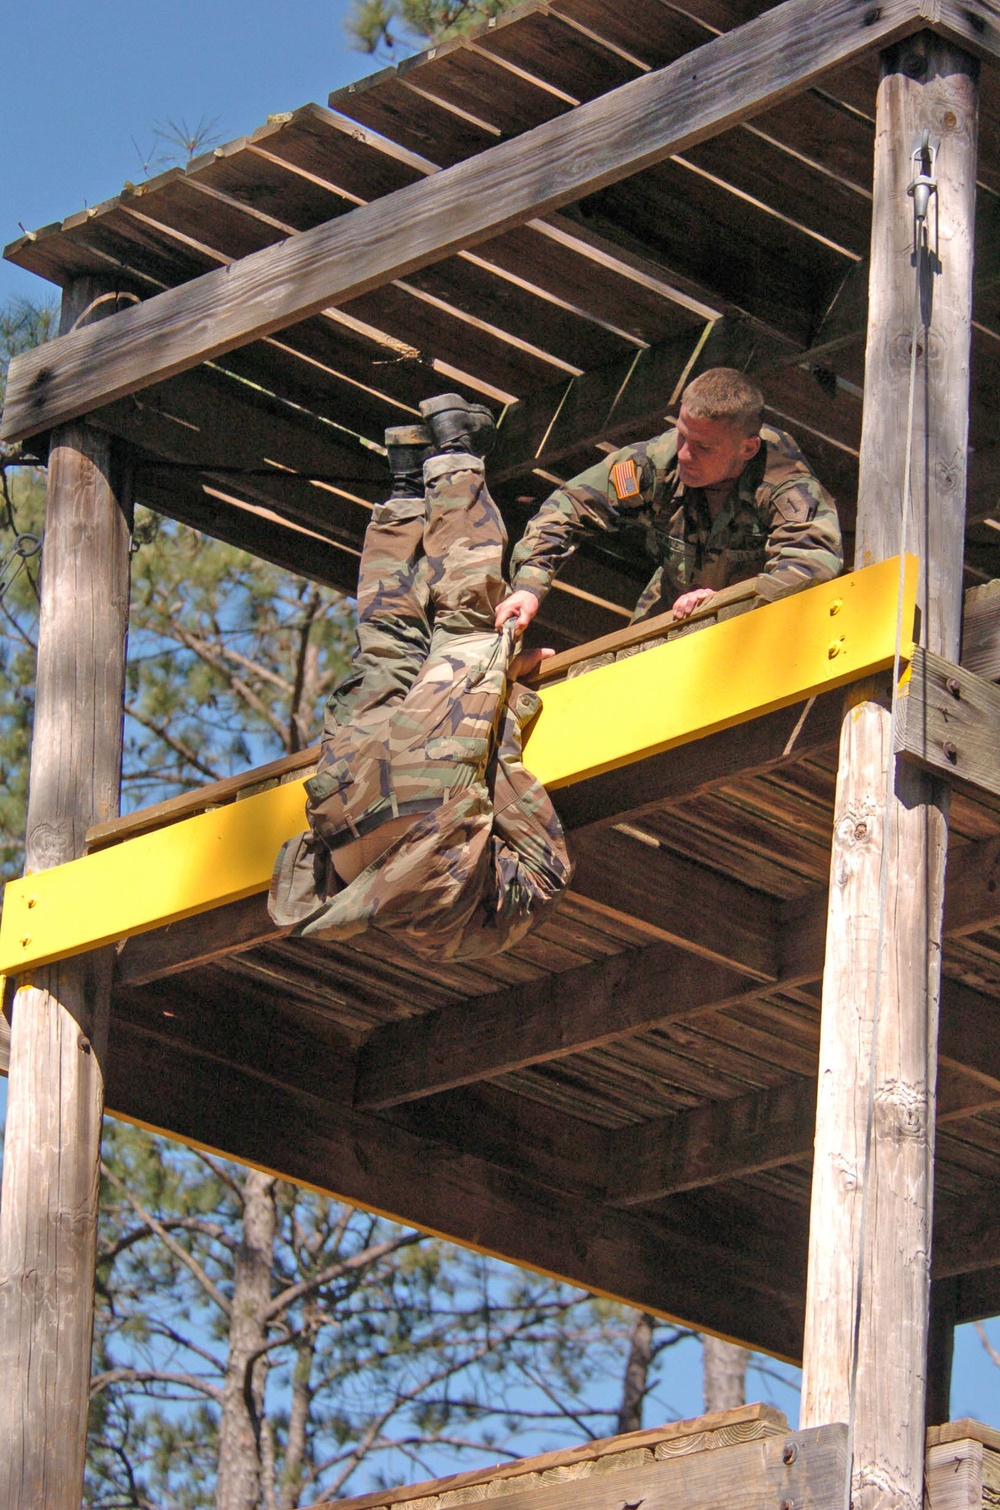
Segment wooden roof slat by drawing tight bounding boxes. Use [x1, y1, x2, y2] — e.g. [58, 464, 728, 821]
[466, 12, 645, 101]
[3, 0, 926, 444]
[132, 470, 362, 594]
[549, 0, 717, 67]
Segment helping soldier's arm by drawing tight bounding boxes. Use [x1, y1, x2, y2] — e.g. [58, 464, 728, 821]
[757, 473, 844, 598]
[495, 453, 634, 631]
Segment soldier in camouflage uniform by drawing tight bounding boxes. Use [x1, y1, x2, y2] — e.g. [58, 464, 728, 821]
[495, 367, 843, 638]
[268, 395, 572, 961]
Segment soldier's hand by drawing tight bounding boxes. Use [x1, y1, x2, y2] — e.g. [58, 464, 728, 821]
[495, 588, 540, 632]
[671, 587, 716, 620]
[510, 645, 554, 681]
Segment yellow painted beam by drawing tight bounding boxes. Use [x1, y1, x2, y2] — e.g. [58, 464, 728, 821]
[523, 553, 918, 787]
[0, 556, 917, 975]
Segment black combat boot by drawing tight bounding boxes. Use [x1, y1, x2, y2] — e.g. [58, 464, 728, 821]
[419, 393, 495, 457]
[385, 423, 432, 498]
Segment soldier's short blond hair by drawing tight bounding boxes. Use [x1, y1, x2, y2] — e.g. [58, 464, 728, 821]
[681, 368, 764, 437]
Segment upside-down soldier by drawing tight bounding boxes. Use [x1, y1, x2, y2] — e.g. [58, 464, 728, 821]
[268, 395, 572, 961]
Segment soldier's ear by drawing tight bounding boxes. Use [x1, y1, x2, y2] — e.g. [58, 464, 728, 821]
[742, 434, 762, 462]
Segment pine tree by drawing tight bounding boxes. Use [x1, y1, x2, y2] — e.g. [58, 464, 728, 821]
[345, 0, 522, 58]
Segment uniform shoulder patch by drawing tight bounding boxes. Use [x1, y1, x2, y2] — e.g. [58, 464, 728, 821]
[611, 458, 641, 501]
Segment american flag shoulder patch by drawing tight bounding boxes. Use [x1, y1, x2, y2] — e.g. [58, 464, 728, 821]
[610, 458, 640, 500]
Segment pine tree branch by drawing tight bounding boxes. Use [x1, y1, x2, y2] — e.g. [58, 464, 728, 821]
[265, 1232, 423, 1322]
[977, 1320, 1000, 1368]
[100, 1161, 233, 1319]
[124, 701, 223, 781]
[90, 1367, 224, 1404]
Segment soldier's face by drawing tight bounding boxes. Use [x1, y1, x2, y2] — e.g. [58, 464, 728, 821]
[676, 407, 761, 489]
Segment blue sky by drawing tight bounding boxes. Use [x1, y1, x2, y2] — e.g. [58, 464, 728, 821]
[1, 0, 370, 308]
[2, 0, 1000, 1435]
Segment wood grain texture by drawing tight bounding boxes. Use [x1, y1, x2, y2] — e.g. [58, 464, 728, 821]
[317, 1405, 790, 1510]
[896, 646, 1000, 797]
[0, 0, 923, 442]
[313, 1426, 850, 1510]
[352, 944, 756, 1110]
[606, 1078, 817, 1204]
[801, 35, 978, 1510]
[961, 579, 1000, 680]
[925, 1437, 985, 1510]
[0, 280, 132, 1510]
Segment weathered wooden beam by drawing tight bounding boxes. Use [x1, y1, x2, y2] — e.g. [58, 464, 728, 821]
[0, 0, 924, 443]
[102, 1008, 806, 1357]
[960, 578, 1000, 679]
[568, 830, 779, 980]
[0, 281, 132, 1510]
[352, 943, 755, 1111]
[931, 0, 1000, 63]
[134, 469, 364, 595]
[606, 1079, 817, 1206]
[800, 34, 978, 1510]
[896, 646, 1000, 797]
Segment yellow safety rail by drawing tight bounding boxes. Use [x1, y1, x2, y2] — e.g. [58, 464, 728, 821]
[0, 555, 917, 975]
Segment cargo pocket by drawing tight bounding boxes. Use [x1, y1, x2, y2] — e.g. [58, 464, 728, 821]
[389, 734, 490, 808]
[305, 759, 360, 844]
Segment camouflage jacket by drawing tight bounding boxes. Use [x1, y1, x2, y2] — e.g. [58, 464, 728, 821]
[509, 423, 844, 616]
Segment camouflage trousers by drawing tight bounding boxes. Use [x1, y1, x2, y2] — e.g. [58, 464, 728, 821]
[268, 452, 572, 961]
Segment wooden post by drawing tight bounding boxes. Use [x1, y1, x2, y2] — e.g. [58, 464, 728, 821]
[0, 280, 132, 1508]
[800, 33, 977, 1510]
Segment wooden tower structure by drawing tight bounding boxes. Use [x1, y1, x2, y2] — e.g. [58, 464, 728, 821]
[3, 0, 1000, 1504]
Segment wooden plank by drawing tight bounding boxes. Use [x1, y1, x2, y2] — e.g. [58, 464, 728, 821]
[606, 1078, 817, 1204]
[932, 0, 1000, 65]
[800, 35, 978, 1510]
[896, 646, 1000, 798]
[385, 1082, 612, 1200]
[928, 1420, 1000, 1453]
[316, 1405, 790, 1510]
[961, 578, 1000, 680]
[352, 944, 757, 1111]
[0, 560, 915, 976]
[102, 1010, 806, 1357]
[489, 318, 733, 484]
[925, 1437, 985, 1510]
[0, 280, 132, 1510]
[0, 0, 925, 443]
[313, 1425, 851, 1510]
[569, 829, 779, 979]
